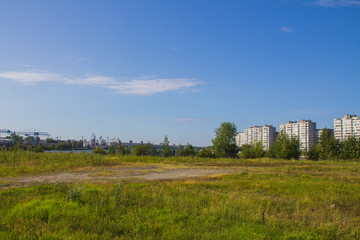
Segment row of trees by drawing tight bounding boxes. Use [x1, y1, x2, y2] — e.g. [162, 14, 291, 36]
[211, 122, 360, 160]
[210, 122, 302, 159]
[2, 135, 88, 152]
[307, 129, 360, 160]
[239, 133, 301, 159]
[92, 135, 202, 158]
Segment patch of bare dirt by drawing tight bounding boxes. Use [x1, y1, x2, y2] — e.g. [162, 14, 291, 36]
[0, 165, 237, 188]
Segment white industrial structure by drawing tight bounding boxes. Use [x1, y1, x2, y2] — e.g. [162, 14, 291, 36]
[236, 125, 276, 150]
[280, 120, 316, 151]
[334, 114, 360, 141]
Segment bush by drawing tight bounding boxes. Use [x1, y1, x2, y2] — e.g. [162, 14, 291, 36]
[92, 147, 106, 155]
[67, 185, 83, 202]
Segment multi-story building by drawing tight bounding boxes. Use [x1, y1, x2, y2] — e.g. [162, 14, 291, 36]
[334, 114, 360, 141]
[280, 120, 316, 151]
[236, 125, 276, 150]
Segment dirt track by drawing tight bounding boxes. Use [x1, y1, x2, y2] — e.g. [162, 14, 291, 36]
[0, 164, 236, 188]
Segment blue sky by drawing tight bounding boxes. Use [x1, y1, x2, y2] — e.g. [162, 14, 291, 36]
[0, 0, 359, 146]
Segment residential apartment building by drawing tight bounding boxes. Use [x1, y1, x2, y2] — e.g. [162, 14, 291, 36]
[334, 114, 360, 141]
[280, 120, 316, 151]
[236, 125, 276, 150]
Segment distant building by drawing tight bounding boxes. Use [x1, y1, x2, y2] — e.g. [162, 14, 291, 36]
[236, 125, 276, 150]
[334, 114, 360, 141]
[280, 120, 316, 151]
[315, 128, 334, 143]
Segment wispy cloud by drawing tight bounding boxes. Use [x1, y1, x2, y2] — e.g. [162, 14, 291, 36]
[0, 70, 60, 85]
[108, 78, 199, 95]
[173, 118, 205, 123]
[170, 47, 177, 50]
[280, 26, 294, 33]
[311, 0, 360, 7]
[0, 70, 201, 95]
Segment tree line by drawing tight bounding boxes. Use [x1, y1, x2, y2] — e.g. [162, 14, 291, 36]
[3, 123, 359, 160]
[92, 137, 202, 158]
[210, 122, 360, 160]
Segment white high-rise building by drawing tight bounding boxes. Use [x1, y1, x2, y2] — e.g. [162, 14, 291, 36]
[334, 114, 360, 141]
[280, 120, 316, 151]
[236, 125, 276, 150]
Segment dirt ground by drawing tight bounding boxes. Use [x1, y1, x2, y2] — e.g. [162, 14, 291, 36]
[0, 164, 238, 188]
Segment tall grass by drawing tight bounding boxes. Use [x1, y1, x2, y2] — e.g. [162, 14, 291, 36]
[1, 150, 360, 178]
[1, 160, 360, 239]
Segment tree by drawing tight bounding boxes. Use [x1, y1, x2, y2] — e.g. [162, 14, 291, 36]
[339, 136, 359, 160]
[163, 135, 170, 147]
[196, 147, 215, 158]
[108, 145, 116, 155]
[212, 122, 238, 158]
[163, 146, 173, 157]
[242, 142, 265, 159]
[117, 143, 131, 156]
[266, 132, 301, 159]
[176, 144, 186, 156]
[134, 143, 157, 156]
[184, 143, 196, 156]
[240, 142, 265, 159]
[317, 129, 338, 160]
[239, 144, 255, 159]
[176, 143, 196, 157]
[162, 135, 173, 157]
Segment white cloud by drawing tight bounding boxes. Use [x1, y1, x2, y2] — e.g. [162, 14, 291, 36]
[109, 78, 200, 95]
[0, 70, 200, 95]
[64, 76, 118, 86]
[170, 47, 177, 50]
[313, 0, 360, 7]
[0, 70, 59, 85]
[280, 26, 294, 33]
[173, 118, 204, 123]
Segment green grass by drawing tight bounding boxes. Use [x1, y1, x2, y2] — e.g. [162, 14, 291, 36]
[1, 152, 360, 239]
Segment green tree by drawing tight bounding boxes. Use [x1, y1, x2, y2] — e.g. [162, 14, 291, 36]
[253, 141, 265, 158]
[339, 136, 359, 160]
[196, 147, 215, 158]
[176, 143, 196, 157]
[163, 135, 169, 147]
[117, 143, 131, 156]
[212, 122, 238, 158]
[239, 144, 255, 159]
[240, 142, 265, 159]
[267, 132, 301, 159]
[184, 143, 196, 156]
[162, 135, 173, 157]
[134, 143, 157, 156]
[176, 144, 186, 156]
[163, 146, 173, 157]
[108, 145, 116, 155]
[317, 129, 338, 160]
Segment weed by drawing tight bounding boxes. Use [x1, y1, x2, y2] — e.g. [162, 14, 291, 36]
[67, 185, 83, 202]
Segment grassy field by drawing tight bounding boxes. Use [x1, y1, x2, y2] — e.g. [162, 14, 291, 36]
[1, 151, 360, 239]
